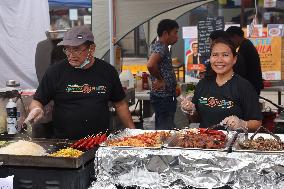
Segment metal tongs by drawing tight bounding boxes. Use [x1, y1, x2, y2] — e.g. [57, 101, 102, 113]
[227, 128, 247, 153]
[17, 120, 32, 135]
[208, 123, 249, 153]
[205, 123, 229, 132]
[250, 125, 281, 142]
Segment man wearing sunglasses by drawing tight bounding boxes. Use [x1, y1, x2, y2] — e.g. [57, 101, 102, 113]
[25, 26, 135, 139]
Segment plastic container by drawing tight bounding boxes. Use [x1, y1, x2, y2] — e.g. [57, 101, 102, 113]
[6, 99, 17, 134]
[119, 70, 134, 89]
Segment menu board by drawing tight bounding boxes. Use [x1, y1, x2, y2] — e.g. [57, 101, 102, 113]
[197, 17, 224, 63]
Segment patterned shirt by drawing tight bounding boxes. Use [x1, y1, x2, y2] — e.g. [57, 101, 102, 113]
[150, 41, 177, 97]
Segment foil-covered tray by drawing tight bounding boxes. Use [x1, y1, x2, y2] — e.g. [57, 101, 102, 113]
[234, 133, 284, 153]
[101, 129, 173, 149]
[163, 128, 230, 151]
[91, 145, 284, 189]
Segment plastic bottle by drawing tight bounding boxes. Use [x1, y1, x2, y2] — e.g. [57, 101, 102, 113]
[6, 99, 17, 134]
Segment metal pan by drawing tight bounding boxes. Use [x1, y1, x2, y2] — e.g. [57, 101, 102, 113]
[0, 137, 97, 168]
[163, 129, 228, 150]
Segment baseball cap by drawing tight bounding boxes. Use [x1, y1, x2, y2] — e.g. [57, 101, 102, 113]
[57, 26, 94, 46]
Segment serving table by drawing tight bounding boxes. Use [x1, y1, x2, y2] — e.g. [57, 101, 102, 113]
[262, 86, 284, 105]
[90, 130, 284, 189]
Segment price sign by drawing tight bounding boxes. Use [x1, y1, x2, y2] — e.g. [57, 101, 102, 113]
[0, 175, 13, 189]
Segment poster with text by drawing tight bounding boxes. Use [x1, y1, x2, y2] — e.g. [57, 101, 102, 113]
[267, 24, 284, 37]
[249, 37, 282, 80]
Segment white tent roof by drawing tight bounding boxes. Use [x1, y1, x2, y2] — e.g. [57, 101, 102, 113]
[0, 0, 50, 88]
[92, 0, 214, 59]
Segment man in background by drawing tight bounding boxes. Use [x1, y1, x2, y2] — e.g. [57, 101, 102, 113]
[147, 19, 179, 130]
[226, 26, 263, 95]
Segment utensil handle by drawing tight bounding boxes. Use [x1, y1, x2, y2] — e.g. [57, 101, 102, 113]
[227, 129, 242, 153]
[250, 126, 262, 140]
[261, 126, 281, 142]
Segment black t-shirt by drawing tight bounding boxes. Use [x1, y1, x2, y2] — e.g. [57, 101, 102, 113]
[34, 58, 125, 139]
[193, 55, 198, 64]
[239, 39, 263, 95]
[192, 74, 262, 128]
[233, 54, 247, 79]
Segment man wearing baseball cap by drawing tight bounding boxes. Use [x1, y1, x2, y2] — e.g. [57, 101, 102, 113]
[25, 26, 135, 139]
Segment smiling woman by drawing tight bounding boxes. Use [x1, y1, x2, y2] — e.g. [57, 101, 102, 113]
[210, 39, 237, 86]
[180, 37, 263, 132]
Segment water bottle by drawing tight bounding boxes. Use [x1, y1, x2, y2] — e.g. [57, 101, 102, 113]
[6, 99, 17, 134]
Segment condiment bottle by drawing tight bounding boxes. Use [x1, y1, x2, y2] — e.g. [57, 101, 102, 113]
[6, 99, 17, 134]
[142, 72, 149, 90]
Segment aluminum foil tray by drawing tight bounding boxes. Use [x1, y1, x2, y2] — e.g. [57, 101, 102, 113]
[90, 143, 284, 189]
[163, 129, 231, 152]
[0, 137, 96, 168]
[101, 129, 174, 149]
[234, 133, 284, 153]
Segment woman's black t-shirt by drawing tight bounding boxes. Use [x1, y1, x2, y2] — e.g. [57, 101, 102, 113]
[192, 74, 262, 128]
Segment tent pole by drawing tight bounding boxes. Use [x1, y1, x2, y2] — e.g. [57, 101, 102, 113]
[147, 21, 150, 58]
[109, 0, 114, 66]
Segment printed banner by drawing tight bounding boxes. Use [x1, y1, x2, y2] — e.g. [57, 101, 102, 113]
[249, 37, 282, 80]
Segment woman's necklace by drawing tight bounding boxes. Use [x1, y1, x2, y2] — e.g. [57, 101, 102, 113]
[216, 73, 234, 86]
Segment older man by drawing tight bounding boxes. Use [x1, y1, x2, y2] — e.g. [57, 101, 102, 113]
[25, 26, 135, 139]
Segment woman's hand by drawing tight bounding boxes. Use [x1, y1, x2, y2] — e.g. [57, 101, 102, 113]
[180, 95, 195, 115]
[221, 115, 248, 131]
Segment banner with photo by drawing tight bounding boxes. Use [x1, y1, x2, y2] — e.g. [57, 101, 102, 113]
[184, 38, 205, 81]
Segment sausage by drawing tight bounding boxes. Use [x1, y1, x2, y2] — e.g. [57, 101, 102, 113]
[99, 134, 107, 144]
[77, 137, 92, 150]
[89, 134, 102, 148]
[71, 138, 85, 148]
[85, 137, 97, 150]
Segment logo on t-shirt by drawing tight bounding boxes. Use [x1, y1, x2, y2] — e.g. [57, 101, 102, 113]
[199, 97, 234, 109]
[66, 84, 106, 94]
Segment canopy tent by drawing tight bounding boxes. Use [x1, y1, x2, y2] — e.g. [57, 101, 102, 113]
[0, 0, 50, 88]
[48, 0, 92, 8]
[92, 0, 214, 62]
